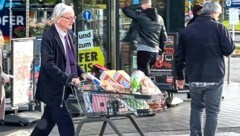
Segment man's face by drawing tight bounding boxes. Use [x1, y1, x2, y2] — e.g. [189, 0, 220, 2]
[196, 10, 202, 16]
[56, 11, 75, 32]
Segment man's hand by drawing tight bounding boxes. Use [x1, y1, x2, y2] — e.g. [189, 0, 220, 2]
[156, 54, 164, 64]
[176, 80, 185, 89]
[141, 3, 151, 10]
[71, 78, 80, 86]
[2, 73, 11, 84]
[81, 73, 87, 80]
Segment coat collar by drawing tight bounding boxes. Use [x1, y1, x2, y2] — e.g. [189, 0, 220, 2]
[195, 15, 216, 22]
[49, 25, 76, 58]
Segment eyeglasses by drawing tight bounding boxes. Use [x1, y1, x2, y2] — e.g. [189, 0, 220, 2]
[61, 16, 76, 22]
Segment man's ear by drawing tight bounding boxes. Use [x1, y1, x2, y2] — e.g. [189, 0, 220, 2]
[56, 17, 61, 24]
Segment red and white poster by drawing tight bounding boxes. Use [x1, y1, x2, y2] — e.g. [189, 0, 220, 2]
[11, 38, 34, 106]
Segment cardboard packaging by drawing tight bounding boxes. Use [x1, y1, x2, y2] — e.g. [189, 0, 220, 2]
[100, 70, 116, 83]
[113, 70, 131, 89]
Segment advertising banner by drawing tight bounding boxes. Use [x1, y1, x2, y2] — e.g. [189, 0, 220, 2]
[78, 47, 105, 72]
[0, 0, 25, 44]
[78, 30, 105, 72]
[11, 38, 34, 106]
[78, 30, 94, 50]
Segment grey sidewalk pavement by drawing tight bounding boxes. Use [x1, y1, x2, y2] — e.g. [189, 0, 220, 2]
[1, 83, 240, 136]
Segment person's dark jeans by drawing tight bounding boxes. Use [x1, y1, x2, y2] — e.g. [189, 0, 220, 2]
[137, 51, 158, 76]
[189, 82, 223, 136]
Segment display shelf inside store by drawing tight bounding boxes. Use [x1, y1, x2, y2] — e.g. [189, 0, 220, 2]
[12, 4, 54, 11]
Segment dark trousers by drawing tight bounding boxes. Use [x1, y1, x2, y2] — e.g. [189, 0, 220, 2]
[137, 51, 158, 76]
[30, 101, 74, 136]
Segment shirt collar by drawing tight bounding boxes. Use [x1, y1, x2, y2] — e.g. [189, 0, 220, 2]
[55, 24, 67, 38]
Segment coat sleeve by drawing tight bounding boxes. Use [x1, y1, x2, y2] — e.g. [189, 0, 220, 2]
[218, 23, 235, 56]
[173, 33, 186, 80]
[158, 16, 167, 55]
[122, 4, 142, 20]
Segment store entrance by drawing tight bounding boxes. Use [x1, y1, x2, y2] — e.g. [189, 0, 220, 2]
[73, 0, 111, 72]
[117, 0, 167, 74]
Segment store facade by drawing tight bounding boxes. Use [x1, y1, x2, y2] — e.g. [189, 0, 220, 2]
[0, 0, 185, 74]
[71, 0, 185, 73]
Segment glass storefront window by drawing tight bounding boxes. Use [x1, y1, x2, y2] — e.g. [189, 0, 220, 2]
[184, 0, 224, 25]
[71, 0, 110, 72]
[118, 0, 166, 74]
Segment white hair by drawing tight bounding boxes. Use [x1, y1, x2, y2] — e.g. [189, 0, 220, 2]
[52, 3, 74, 23]
[201, 1, 222, 15]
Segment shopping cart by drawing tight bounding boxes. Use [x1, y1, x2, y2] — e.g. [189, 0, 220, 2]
[72, 81, 167, 136]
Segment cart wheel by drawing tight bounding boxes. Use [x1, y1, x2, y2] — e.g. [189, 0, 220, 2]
[19, 121, 26, 127]
[0, 120, 5, 125]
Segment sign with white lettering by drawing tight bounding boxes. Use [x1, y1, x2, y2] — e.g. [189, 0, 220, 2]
[0, 0, 26, 44]
[226, 0, 240, 8]
[78, 30, 94, 50]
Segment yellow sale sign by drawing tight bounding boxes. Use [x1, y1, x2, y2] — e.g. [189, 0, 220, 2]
[78, 46, 105, 72]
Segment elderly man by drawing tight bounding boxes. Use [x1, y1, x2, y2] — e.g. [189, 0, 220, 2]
[174, 2, 235, 136]
[31, 3, 86, 136]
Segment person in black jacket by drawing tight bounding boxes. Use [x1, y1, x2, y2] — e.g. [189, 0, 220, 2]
[187, 3, 203, 25]
[122, 0, 167, 76]
[31, 3, 86, 136]
[174, 2, 235, 136]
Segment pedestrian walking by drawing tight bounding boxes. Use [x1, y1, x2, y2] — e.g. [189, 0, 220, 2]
[122, 0, 167, 76]
[187, 3, 203, 25]
[174, 2, 235, 136]
[30, 3, 86, 136]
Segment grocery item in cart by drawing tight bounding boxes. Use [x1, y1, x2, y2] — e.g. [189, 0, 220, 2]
[113, 70, 131, 89]
[120, 95, 149, 113]
[127, 99, 149, 112]
[140, 76, 161, 95]
[92, 93, 108, 113]
[101, 80, 116, 92]
[83, 93, 93, 113]
[86, 73, 101, 85]
[130, 70, 145, 94]
[100, 70, 116, 83]
[110, 81, 128, 93]
[101, 79, 129, 93]
[148, 99, 166, 112]
[81, 83, 95, 90]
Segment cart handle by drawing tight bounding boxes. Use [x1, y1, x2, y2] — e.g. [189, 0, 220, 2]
[65, 74, 74, 87]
